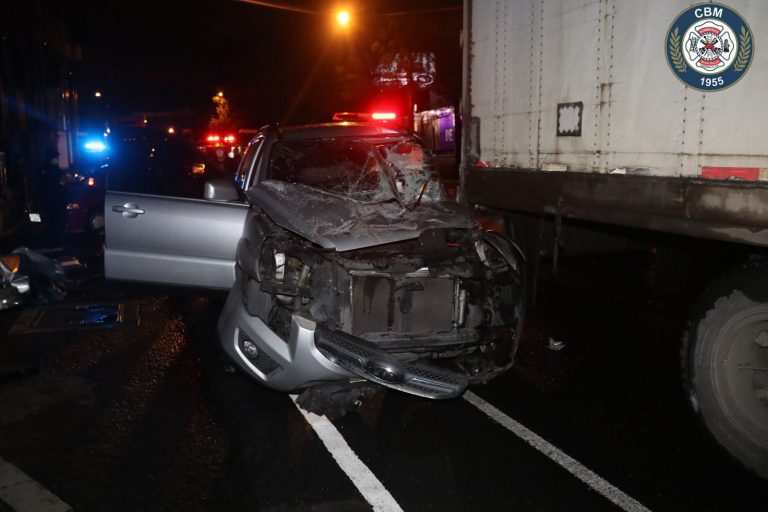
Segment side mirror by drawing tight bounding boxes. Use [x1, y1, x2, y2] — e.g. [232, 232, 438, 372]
[204, 178, 241, 202]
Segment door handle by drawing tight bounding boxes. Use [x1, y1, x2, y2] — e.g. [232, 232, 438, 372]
[112, 203, 145, 218]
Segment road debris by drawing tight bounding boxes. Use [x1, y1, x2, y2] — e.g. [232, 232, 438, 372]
[547, 337, 566, 351]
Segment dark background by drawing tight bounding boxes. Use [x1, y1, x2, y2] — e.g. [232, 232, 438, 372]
[57, 0, 463, 127]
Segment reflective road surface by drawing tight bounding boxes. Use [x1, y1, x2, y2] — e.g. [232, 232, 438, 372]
[1, 252, 767, 511]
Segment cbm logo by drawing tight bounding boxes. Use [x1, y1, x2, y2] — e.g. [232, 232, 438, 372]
[666, 3, 753, 91]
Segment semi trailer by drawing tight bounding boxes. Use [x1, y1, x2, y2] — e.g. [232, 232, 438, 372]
[460, 0, 767, 478]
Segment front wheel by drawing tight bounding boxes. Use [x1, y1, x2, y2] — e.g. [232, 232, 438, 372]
[683, 260, 768, 479]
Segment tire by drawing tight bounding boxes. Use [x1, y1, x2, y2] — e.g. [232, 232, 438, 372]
[682, 259, 768, 479]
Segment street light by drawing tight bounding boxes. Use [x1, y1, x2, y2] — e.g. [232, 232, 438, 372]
[336, 10, 350, 27]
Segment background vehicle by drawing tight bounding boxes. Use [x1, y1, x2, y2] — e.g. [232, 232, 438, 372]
[64, 163, 107, 235]
[460, 0, 768, 478]
[197, 133, 243, 175]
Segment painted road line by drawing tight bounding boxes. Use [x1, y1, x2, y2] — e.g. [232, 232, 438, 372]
[0, 458, 72, 512]
[463, 391, 652, 512]
[291, 396, 404, 512]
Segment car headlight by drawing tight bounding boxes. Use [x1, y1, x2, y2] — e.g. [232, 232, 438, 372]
[258, 236, 313, 309]
[474, 232, 523, 275]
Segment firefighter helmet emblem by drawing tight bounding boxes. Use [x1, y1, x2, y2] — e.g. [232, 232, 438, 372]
[685, 21, 735, 72]
[666, 3, 753, 91]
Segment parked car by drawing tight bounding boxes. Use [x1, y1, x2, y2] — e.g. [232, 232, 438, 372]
[104, 122, 524, 407]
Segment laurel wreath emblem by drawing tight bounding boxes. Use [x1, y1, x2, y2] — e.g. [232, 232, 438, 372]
[668, 27, 687, 73]
[734, 26, 752, 72]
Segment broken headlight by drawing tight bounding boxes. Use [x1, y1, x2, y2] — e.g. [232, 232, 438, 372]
[475, 239, 515, 278]
[258, 237, 313, 310]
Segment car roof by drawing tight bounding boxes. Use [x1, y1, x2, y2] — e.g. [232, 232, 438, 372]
[279, 122, 408, 141]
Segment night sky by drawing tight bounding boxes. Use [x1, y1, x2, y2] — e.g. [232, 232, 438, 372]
[54, 0, 462, 130]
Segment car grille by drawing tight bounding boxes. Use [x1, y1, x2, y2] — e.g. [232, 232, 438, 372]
[349, 271, 456, 336]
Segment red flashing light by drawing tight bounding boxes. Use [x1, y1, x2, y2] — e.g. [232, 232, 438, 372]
[223, 135, 236, 143]
[206, 135, 221, 142]
[333, 112, 398, 123]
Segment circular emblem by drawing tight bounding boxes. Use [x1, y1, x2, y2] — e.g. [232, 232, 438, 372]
[666, 3, 754, 91]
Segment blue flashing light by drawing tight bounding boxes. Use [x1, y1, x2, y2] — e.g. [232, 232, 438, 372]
[84, 140, 107, 152]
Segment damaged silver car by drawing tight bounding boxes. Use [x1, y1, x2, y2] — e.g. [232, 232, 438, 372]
[104, 123, 523, 404]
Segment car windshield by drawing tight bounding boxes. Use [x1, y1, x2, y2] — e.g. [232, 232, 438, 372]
[266, 136, 444, 208]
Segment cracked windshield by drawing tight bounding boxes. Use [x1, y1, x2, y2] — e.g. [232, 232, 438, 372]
[267, 137, 444, 208]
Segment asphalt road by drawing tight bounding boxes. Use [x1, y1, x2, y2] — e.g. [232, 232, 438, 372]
[1, 245, 767, 511]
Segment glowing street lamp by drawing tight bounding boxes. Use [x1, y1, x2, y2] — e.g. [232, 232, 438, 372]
[336, 10, 350, 28]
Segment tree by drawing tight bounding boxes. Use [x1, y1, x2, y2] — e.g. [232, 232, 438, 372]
[209, 92, 236, 132]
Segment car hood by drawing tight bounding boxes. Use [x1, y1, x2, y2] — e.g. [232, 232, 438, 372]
[248, 180, 474, 252]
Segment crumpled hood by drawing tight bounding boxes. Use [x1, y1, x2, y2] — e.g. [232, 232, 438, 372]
[247, 180, 474, 252]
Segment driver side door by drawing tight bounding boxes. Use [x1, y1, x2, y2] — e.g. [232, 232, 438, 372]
[105, 136, 249, 289]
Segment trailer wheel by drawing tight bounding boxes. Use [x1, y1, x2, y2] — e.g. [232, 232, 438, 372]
[683, 260, 768, 479]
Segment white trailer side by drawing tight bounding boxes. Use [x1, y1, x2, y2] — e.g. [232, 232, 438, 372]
[466, 0, 766, 175]
[463, 0, 768, 248]
[461, 0, 768, 480]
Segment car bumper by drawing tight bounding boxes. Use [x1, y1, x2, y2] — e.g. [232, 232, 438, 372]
[217, 281, 358, 392]
[217, 282, 469, 398]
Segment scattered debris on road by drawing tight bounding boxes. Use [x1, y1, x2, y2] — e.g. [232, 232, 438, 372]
[547, 337, 566, 351]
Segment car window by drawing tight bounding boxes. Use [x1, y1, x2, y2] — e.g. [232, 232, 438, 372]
[235, 136, 262, 190]
[107, 134, 228, 198]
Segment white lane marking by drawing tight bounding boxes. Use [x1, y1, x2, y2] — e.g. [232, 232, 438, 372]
[0, 458, 72, 512]
[463, 391, 651, 512]
[290, 396, 404, 512]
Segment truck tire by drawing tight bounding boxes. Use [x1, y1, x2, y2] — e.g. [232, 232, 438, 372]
[682, 259, 768, 479]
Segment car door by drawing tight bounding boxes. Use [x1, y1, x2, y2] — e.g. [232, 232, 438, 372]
[104, 134, 249, 289]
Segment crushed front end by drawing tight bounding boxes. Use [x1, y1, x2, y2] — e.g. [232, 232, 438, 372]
[219, 125, 523, 402]
[218, 215, 524, 400]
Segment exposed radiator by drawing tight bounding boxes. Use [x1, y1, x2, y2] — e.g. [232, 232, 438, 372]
[349, 270, 456, 336]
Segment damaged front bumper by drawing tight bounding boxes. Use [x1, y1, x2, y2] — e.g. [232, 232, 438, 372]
[217, 282, 469, 398]
[314, 325, 468, 399]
